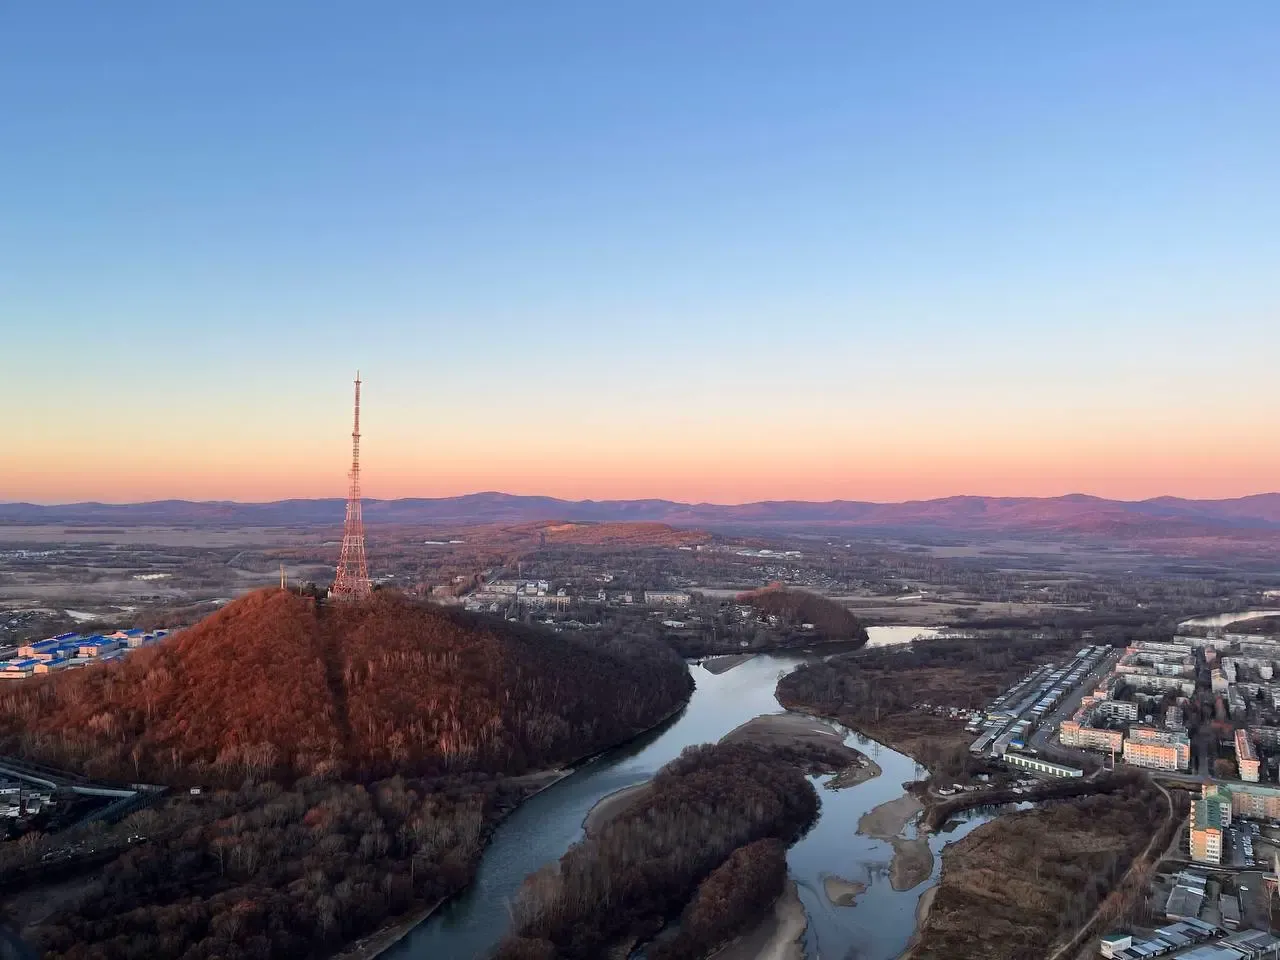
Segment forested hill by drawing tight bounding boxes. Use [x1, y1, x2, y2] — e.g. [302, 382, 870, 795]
[0, 589, 691, 784]
[739, 585, 869, 645]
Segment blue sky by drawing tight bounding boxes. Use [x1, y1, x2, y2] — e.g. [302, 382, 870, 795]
[4, 3, 1278, 502]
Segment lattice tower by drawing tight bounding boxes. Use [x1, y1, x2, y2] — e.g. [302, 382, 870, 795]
[332, 372, 371, 599]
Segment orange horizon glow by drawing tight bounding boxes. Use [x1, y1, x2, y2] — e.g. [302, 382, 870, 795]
[6, 451, 1277, 506]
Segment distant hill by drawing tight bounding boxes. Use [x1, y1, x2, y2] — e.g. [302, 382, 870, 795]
[0, 589, 691, 784]
[3, 491, 1280, 535]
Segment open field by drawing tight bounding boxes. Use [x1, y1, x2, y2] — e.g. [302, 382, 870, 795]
[905, 782, 1166, 960]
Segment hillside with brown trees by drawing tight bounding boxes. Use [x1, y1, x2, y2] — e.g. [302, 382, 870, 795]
[493, 742, 818, 960]
[0, 588, 691, 785]
[738, 585, 868, 645]
[0, 589, 692, 960]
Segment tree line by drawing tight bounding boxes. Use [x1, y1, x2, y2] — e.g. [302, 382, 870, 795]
[493, 742, 818, 960]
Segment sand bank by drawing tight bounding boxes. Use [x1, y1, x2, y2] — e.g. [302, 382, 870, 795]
[823, 875, 867, 906]
[889, 837, 934, 891]
[710, 879, 807, 960]
[857, 793, 923, 840]
[583, 782, 652, 836]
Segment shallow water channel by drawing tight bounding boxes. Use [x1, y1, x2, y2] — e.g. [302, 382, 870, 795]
[387, 628, 995, 960]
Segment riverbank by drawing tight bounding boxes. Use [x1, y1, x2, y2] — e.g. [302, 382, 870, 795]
[710, 879, 807, 960]
[583, 781, 652, 836]
[346, 767, 576, 959]
[896, 886, 937, 960]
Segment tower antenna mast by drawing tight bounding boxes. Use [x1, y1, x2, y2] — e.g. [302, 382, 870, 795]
[333, 371, 371, 599]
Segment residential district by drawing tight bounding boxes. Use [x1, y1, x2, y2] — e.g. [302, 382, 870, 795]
[947, 624, 1280, 960]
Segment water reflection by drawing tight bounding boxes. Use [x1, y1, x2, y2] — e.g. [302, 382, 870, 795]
[391, 630, 971, 960]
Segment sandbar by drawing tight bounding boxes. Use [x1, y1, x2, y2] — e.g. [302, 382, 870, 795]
[710, 879, 807, 960]
[889, 837, 934, 891]
[823, 875, 867, 906]
[857, 793, 923, 840]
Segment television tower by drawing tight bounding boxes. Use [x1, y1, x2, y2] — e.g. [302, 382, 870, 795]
[332, 371, 371, 599]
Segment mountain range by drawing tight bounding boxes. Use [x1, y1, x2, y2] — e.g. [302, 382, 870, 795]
[3, 492, 1280, 535]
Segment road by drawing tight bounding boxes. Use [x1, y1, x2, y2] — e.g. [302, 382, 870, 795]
[1026, 647, 1124, 761]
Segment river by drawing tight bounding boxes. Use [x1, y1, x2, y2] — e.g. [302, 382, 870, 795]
[386, 626, 989, 960]
[1179, 609, 1280, 630]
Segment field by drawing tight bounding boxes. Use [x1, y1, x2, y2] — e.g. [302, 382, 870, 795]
[906, 782, 1167, 960]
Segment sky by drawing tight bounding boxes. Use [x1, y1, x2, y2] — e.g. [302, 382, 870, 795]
[4, 2, 1278, 505]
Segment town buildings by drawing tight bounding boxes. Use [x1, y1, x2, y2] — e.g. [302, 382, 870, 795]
[1237, 729, 1261, 782]
[644, 591, 691, 606]
[1122, 727, 1191, 772]
[0, 629, 167, 680]
[1189, 793, 1231, 864]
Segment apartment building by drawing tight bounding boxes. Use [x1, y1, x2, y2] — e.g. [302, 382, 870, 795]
[1094, 700, 1139, 721]
[1123, 726, 1191, 772]
[1219, 782, 1280, 822]
[1059, 716, 1124, 753]
[1237, 729, 1261, 783]
[1189, 793, 1231, 864]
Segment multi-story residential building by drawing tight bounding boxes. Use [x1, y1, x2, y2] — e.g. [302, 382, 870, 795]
[1190, 793, 1231, 864]
[1205, 782, 1280, 823]
[1236, 729, 1261, 782]
[1134, 640, 1195, 657]
[1166, 706, 1185, 730]
[644, 591, 691, 606]
[1094, 700, 1139, 721]
[1123, 727, 1191, 772]
[1059, 716, 1124, 753]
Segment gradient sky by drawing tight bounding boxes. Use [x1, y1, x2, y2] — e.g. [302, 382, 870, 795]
[4, 3, 1278, 505]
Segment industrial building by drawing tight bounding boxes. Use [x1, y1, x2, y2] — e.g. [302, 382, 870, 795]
[1003, 750, 1082, 778]
[0, 630, 168, 681]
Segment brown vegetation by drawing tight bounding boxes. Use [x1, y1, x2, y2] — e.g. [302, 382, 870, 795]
[1229, 614, 1280, 635]
[0, 588, 692, 784]
[493, 742, 819, 960]
[649, 839, 787, 960]
[1, 589, 693, 960]
[777, 633, 1080, 775]
[738, 586, 868, 645]
[908, 779, 1165, 960]
[27, 774, 514, 960]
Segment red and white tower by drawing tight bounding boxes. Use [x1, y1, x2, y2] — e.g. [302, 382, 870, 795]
[332, 371, 371, 599]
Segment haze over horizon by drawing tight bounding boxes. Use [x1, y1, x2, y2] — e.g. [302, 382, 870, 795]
[6, 3, 1278, 505]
